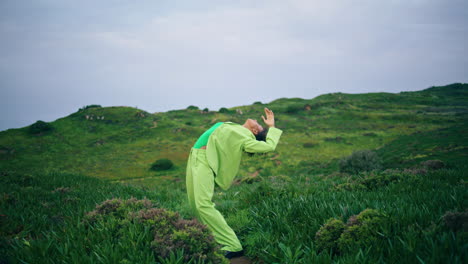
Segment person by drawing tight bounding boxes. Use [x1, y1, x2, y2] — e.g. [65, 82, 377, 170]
[186, 108, 283, 259]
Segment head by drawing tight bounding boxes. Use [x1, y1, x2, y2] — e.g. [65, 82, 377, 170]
[243, 118, 268, 141]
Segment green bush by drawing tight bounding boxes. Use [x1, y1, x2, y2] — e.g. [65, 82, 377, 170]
[78, 104, 102, 111]
[28, 120, 54, 135]
[202, 108, 209, 112]
[337, 209, 388, 253]
[150, 159, 174, 171]
[84, 198, 227, 263]
[218, 107, 231, 114]
[339, 150, 382, 174]
[442, 210, 468, 232]
[253, 101, 263, 105]
[303, 142, 318, 148]
[315, 218, 346, 253]
[187, 105, 199, 110]
[420, 159, 445, 170]
[315, 209, 388, 255]
[285, 104, 303, 114]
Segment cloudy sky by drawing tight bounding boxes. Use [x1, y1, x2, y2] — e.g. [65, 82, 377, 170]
[1, 0, 467, 131]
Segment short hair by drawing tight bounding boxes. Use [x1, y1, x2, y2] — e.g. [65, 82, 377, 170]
[255, 128, 269, 141]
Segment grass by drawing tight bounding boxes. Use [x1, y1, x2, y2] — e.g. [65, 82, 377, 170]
[0, 83, 467, 263]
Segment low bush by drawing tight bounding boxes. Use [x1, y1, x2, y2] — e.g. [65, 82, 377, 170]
[150, 159, 174, 171]
[303, 142, 318, 148]
[84, 198, 227, 263]
[78, 104, 102, 111]
[442, 210, 468, 232]
[337, 209, 388, 253]
[28, 120, 54, 135]
[339, 150, 382, 174]
[218, 107, 231, 114]
[315, 209, 388, 255]
[420, 159, 445, 170]
[187, 105, 199, 110]
[285, 104, 303, 114]
[315, 218, 346, 253]
[333, 169, 419, 191]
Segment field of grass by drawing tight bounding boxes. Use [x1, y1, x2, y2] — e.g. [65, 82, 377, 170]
[1, 83, 467, 263]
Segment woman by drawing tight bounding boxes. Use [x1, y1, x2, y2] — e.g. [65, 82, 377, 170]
[186, 108, 282, 259]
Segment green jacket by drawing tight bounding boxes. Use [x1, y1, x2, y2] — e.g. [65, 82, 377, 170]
[206, 122, 283, 190]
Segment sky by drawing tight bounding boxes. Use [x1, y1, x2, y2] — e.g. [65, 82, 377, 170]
[1, 0, 467, 131]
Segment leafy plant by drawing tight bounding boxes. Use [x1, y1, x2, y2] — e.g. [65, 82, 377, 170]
[84, 198, 227, 264]
[187, 105, 199, 110]
[218, 107, 231, 114]
[28, 120, 54, 135]
[150, 159, 174, 171]
[78, 104, 102, 111]
[315, 218, 346, 253]
[339, 150, 382, 174]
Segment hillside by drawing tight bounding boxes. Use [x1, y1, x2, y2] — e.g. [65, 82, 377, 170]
[1, 83, 467, 183]
[1, 83, 467, 263]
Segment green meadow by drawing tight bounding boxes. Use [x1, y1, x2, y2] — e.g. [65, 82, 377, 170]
[1, 83, 467, 263]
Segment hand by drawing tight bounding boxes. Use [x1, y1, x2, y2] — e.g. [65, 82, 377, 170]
[261, 108, 275, 128]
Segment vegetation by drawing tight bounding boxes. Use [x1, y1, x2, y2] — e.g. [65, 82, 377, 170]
[218, 107, 231, 114]
[339, 150, 382, 174]
[0, 83, 467, 263]
[28, 120, 54, 135]
[187, 106, 199, 110]
[150, 159, 174, 171]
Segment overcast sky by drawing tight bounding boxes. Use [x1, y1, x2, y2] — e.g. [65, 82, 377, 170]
[1, 0, 467, 131]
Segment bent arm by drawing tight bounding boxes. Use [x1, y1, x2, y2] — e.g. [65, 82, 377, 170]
[243, 127, 283, 153]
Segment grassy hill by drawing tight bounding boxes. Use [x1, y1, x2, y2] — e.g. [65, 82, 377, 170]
[1, 83, 467, 263]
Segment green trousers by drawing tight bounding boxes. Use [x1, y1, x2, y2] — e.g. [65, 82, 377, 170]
[186, 148, 243, 252]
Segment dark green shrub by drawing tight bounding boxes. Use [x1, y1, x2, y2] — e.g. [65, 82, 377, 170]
[337, 209, 388, 253]
[28, 120, 54, 135]
[315, 209, 388, 255]
[202, 108, 209, 112]
[218, 107, 231, 113]
[187, 105, 199, 110]
[339, 150, 382, 174]
[78, 104, 102, 111]
[150, 159, 174, 171]
[303, 142, 318, 148]
[84, 198, 227, 264]
[420, 160, 445, 170]
[253, 101, 263, 105]
[315, 218, 346, 253]
[285, 104, 303, 114]
[442, 210, 468, 232]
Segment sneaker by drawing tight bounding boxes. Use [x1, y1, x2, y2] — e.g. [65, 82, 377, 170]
[224, 250, 244, 259]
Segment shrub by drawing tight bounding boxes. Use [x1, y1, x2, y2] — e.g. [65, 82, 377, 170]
[315, 209, 388, 255]
[339, 150, 382, 174]
[442, 210, 468, 232]
[303, 142, 318, 148]
[28, 120, 54, 135]
[337, 209, 388, 253]
[150, 159, 174, 171]
[420, 160, 445, 170]
[315, 218, 346, 253]
[84, 198, 226, 264]
[187, 105, 199, 110]
[285, 104, 303, 114]
[78, 104, 102, 111]
[202, 108, 209, 112]
[253, 101, 263, 105]
[218, 107, 231, 113]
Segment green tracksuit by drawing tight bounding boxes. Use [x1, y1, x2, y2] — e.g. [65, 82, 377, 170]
[186, 122, 282, 251]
